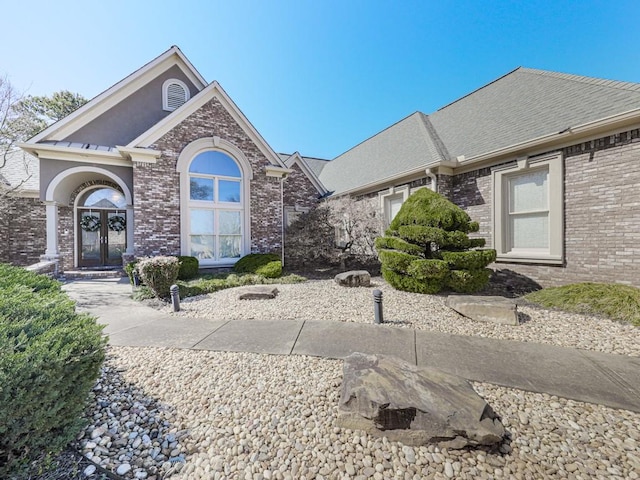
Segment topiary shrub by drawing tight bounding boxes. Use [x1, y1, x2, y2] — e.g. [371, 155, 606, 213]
[0, 264, 106, 476]
[375, 188, 496, 294]
[137, 256, 180, 299]
[233, 253, 282, 278]
[177, 256, 199, 280]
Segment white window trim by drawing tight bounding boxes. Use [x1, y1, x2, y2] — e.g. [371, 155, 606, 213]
[177, 137, 252, 266]
[379, 185, 409, 230]
[162, 78, 190, 112]
[492, 152, 564, 264]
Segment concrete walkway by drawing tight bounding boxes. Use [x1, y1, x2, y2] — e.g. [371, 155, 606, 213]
[63, 278, 640, 413]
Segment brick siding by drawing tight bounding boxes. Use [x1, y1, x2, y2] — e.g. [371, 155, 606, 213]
[0, 197, 46, 266]
[450, 129, 640, 287]
[136, 96, 284, 258]
[283, 162, 320, 209]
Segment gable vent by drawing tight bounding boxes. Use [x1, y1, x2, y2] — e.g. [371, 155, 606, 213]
[163, 79, 190, 111]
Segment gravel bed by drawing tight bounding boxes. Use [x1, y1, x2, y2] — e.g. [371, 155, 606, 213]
[74, 346, 639, 480]
[164, 278, 640, 357]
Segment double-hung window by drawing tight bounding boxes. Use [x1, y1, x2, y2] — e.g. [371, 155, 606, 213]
[493, 153, 563, 264]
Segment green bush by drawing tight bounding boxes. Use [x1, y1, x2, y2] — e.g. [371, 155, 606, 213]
[233, 253, 282, 277]
[177, 256, 199, 280]
[441, 250, 497, 270]
[176, 273, 307, 299]
[375, 236, 423, 256]
[377, 189, 495, 294]
[137, 256, 180, 299]
[255, 260, 283, 278]
[446, 268, 493, 293]
[0, 264, 106, 476]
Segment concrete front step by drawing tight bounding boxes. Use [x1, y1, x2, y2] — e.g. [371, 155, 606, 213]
[63, 269, 126, 280]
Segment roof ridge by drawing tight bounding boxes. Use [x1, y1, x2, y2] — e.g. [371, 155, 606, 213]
[517, 67, 640, 93]
[436, 67, 523, 112]
[420, 113, 450, 161]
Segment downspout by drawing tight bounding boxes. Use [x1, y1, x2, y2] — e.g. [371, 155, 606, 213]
[280, 175, 286, 267]
[426, 168, 437, 193]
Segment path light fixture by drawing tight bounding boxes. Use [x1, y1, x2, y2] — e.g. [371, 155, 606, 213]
[373, 289, 383, 324]
[170, 284, 180, 312]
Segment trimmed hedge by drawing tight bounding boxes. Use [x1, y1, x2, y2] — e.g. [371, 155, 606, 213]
[177, 256, 199, 280]
[0, 264, 106, 476]
[137, 256, 180, 299]
[233, 253, 282, 278]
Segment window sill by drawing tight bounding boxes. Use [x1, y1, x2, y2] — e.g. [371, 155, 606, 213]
[495, 254, 563, 266]
[196, 258, 241, 267]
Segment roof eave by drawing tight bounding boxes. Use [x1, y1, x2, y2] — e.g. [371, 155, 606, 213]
[435, 107, 640, 171]
[18, 142, 130, 167]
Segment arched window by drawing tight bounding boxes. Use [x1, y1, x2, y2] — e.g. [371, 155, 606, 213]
[187, 150, 243, 262]
[80, 187, 127, 209]
[163, 79, 190, 111]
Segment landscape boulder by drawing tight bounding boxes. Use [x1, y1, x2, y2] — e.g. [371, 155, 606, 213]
[446, 295, 519, 326]
[335, 270, 371, 287]
[238, 286, 279, 300]
[336, 352, 505, 448]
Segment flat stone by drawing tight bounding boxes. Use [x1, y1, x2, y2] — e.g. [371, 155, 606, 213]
[238, 286, 279, 300]
[116, 463, 132, 475]
[335, 270, 371, 287]
[446, 295, 518, 326]
[336, 352, 505, 448]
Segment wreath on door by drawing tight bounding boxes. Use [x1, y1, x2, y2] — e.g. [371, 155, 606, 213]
[80, 214, 101, 232]
[107, 214, 126, 232]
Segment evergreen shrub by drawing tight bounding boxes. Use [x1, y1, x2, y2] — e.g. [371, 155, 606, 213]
[376, 188, 496, 294]
[137, 256, 180, 298]
[233, 253, 282, 278]
[0, 264, 106, 476]
[177, 256, 199, 280]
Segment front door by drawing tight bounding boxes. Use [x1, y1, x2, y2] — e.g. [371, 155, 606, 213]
[78, 209, 127, 267]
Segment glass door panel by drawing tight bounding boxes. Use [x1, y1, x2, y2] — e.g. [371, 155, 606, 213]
[79, 211, 102, 267]
[106, 211, 127, 265]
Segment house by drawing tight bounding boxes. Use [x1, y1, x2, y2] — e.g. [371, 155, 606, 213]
[313, 68, 640, 287]
[3, 47, 640, 287]
[9, 46, 324, 273]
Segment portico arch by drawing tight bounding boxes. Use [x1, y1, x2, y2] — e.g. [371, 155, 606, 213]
[42, 166, 134, 266]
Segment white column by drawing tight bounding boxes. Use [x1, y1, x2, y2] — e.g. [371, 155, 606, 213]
[126, 205, 135, 255]
[44, 201, 60, 257]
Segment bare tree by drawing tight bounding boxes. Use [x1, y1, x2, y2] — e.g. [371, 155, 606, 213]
[327, 195, 383, 257]
[0, 75, 31, 207]
[0, 76, 87, 207]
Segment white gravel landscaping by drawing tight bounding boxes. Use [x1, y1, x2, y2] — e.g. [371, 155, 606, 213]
[80, 347, 640, 480]
[164, 278, 640, 357]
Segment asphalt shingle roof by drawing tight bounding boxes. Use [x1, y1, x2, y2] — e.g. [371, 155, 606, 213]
[1, 149, 39, 191]
[318, 67, 640, 195]
[318, 112, 439, 195]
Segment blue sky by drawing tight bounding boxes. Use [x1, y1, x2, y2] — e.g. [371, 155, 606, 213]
[3, 0, 639, 159]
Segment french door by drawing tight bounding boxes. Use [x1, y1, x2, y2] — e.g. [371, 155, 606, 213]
[78, 209, 127, 267]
